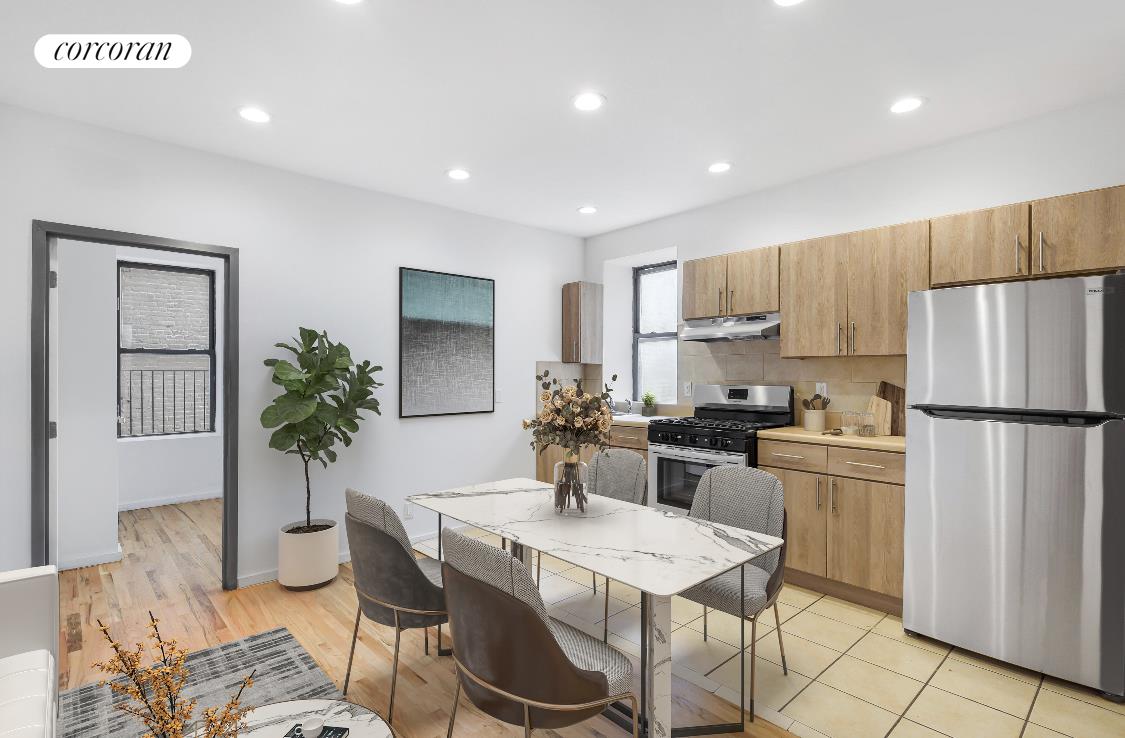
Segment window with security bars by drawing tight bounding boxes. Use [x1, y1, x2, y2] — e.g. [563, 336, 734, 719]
[633, 261, 678, 403]
[118, 263, 216, 437]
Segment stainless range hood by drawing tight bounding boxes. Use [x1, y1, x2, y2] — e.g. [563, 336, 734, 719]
[680, 313, 781, 342]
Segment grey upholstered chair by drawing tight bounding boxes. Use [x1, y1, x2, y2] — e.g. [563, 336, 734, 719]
[582, 448, 647, 641]
[679, 466, 787, 724]
[441, 529, 638, 738]
[343, 488, 448, 722]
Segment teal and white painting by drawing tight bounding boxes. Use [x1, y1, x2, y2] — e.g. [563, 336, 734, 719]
[399, 268, 495, 417]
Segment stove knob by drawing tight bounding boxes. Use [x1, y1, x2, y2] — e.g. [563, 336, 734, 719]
[657, 432, 669, 442]
[688, 435, 698, 445]
[672, 434, 684, 444]
[721, 438, 733, 449]
[708, 437, 720, 447]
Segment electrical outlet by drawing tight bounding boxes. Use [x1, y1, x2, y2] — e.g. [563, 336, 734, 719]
[495, 388, 504, 404]
[402, 502, 414, 520]
[683, 381, 693, 398]
[815, 382, 828, 397]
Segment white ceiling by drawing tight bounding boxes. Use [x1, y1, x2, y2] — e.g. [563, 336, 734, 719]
[3, 1, 1125, 237]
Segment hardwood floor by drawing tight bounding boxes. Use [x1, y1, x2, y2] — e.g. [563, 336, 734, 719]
[59, 499, 793, 737]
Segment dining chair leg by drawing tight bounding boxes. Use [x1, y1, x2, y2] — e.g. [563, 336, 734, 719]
[536, 551, 542, 583]
[389, 613, 403, 723]
[703, 606, 708, 642]
[425, 626, 430, 656]
[603, 586, 610, 642]
[749, 617, 758, 723]
[629, 694, 640, 738]
[523, 702, 532, 738]
[342, 605, 361, 696]
[446, 676, 461, 738]
[773, 602, 788, 675]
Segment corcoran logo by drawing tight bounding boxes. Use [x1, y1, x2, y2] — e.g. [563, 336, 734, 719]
[35, 34, 191, 69]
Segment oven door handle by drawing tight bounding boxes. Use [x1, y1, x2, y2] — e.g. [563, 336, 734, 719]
[648, 443, 746, 465]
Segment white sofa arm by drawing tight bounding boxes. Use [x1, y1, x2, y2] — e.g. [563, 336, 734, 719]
[0, 566, 59, 663]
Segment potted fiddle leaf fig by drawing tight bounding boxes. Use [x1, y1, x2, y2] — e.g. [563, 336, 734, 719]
[261, 328, 382, 589]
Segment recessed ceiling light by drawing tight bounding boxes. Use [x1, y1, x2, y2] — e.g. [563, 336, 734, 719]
[336, 0, 364, 4]
[238, 106, 270, 124]
[446, 168, 471, 181]
[573, 92, 606, 112]
[774, 0, 806, 6]
[708, 161, 732, 174]
[890, 96, 925, 114]
[577, 205, 598, 215]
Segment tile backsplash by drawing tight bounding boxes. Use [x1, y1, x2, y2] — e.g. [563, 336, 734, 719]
[679, 338, 906, 425]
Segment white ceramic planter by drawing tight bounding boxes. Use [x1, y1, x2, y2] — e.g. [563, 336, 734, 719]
[278, 519, 339, 590]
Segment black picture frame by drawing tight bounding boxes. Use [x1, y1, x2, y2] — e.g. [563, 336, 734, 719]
[398, 267, 496, 418]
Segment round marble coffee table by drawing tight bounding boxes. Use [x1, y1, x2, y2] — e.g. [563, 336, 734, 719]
[218, 699, 392, 737]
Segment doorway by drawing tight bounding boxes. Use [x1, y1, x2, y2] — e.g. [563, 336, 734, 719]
[30, 221, 239, 590]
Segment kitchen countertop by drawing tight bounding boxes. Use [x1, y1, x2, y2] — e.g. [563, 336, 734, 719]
[757, 426, 907, 453]
[610, 413, 678, 427]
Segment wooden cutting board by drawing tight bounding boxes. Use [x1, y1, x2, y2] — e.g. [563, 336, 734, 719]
[876, 381, 906, 436]
[866, 396, 893, 436]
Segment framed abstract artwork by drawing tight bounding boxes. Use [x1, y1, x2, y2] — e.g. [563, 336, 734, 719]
[399, 267, 495, 417]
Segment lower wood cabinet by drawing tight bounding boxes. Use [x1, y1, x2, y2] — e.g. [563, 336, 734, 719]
[826, 476, 905, 598]
[761, 451, 905, 601]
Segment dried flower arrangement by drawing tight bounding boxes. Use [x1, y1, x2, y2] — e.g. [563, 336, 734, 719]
[94, 612, 255, 738]
[523, 369, 617, 511]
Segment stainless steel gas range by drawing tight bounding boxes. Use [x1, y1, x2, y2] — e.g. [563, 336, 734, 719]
[646, 384, 793, 512]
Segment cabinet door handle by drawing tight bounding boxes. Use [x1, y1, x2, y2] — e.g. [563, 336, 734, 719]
[844, 460, 886, 470]
[771, 452, 806, 460]
[1038, 231, 1045, 273]
[830, 478, 838, 514]
[718, 288, 724, 316]
[1015, 234, 1022, 275]
[729, 289, 735, 314]
[837, 323, 842, 356]
[815, 477, 821, 510]
[573, 340, 577, 361]
[850, 321, 856, 354]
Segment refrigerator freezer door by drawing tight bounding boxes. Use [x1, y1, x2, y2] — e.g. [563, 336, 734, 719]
[904, 409, 1125, 697]
[907, 274, 1125, 415]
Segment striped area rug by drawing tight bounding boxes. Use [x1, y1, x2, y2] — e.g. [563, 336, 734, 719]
[59, 627, 339, 738]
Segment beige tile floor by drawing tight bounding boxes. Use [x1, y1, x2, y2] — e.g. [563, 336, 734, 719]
[415, 531, 1125, 738]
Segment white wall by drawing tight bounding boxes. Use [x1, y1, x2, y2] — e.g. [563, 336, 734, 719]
[586, 93, 1125, 279]
[1, 103, 583, 583]
[55, 239, 120, 569]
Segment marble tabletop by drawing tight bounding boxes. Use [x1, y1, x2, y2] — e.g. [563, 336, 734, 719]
[205, 699, 391, 738]
[408, 477, 783, 597]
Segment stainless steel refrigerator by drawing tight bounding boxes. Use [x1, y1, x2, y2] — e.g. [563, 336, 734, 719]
[905, 273, 1125, 700]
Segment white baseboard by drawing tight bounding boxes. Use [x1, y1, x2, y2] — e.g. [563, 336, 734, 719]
[119, 489, 221, 512]
[59, 544, 123, 571]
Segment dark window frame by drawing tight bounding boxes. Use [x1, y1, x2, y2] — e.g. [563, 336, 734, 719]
[117, 261, 217, 437]
[632, 260, 678, 401]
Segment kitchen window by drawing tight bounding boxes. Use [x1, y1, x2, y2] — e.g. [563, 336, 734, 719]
[633, 261, 677, 403]
[118, 262, 216, 437]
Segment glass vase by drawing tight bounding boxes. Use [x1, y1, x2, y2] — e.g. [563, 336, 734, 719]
[552, 455, 589, 515]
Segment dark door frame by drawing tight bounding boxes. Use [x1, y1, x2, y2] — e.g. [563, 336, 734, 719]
[31, 221, 240, 590]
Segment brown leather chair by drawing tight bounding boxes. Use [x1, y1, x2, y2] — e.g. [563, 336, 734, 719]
[440, 529, 638, 738]
[343, 488, 448, 722]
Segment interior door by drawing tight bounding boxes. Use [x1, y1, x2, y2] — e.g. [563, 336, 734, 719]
[846, 220, 929, 356]
[1031, 184, 1125, 276]
[780, 236, 848, 357]
[827, 475, 904, 597]
[930, 203, 1031, 286]
[761, 466, 826, 577]
[725, 247, 779, 316]
[682, 255, 727, 319]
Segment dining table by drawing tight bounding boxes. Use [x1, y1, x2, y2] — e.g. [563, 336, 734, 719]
[407, 477, 784, 738]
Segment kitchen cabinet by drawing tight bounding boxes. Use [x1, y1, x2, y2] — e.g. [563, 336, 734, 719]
[780, 236, 848, 357]
[682, 255, 727, 319]
[535, 444, 595, 484]
[534, 424, 648, 484]
[562, 281, 602, 363]
[781, 222, 926, 357]
[761, 466, 827, 577]
[726, 247, 780, 316]
[827, 477, 905, 599]
[930, 203, 1031, 286]
[682, 247, 780, 320]
[759, 438, 905, 605]
[1030, 185, 1125, 276]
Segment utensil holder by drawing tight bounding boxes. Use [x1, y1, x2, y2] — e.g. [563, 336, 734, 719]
[803, 409, 826, 432]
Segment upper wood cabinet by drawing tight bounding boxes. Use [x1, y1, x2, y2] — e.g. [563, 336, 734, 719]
[1031, 185, 1125, 276]
[682, 247, 780, 320]
[562, 281, 602, 363]
[682, 255, 727, 319]
[931, 203, 1031, 286]
[780, 236, 848, 357]
[846, 221, 929, 356]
